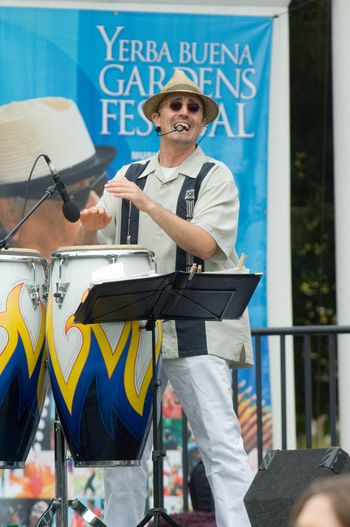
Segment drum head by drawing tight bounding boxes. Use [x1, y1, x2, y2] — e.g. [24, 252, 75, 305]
[56, 244, 147, 251]
[0, 248, 47, 263]
[0, 247, 42, 257]
[51, 245, 153, 260]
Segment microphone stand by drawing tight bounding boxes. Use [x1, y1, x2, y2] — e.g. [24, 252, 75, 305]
[136, 317, 181, 527]
[0, 182, 107, 527]
[0, 184, 57, 250]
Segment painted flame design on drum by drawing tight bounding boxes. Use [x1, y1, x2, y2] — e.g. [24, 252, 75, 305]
[47, 293, 161, 417]
[0, 282, 46, 403]
[124, 320, 162, 416]
[47, 287, 162, 462]
[46, 292, 91, 414]
[93, 320, 162, 416]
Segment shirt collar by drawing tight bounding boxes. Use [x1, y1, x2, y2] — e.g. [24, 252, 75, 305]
[136, 146, 206, 180]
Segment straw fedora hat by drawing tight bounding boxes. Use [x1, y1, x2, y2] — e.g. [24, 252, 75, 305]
[143, 70, 219, 124]
[0, 97, 116, 197]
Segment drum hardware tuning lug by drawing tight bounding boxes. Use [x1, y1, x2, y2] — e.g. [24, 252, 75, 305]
[26, 284, 41, 309]
[26, 260, 41, 309]
[54, 282, 69, 307]
[42, 282, 50, 302]
[152, 448, 166, 461]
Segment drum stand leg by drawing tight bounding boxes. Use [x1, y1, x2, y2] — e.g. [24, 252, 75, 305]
[35, 414, 107, 527]
[136, 318, 182, 527]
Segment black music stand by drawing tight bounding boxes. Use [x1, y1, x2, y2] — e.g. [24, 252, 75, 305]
[74, 270, 262, 527]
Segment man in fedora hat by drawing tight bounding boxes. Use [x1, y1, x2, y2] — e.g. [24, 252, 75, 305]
[76, 69, 253, 527]
[0, 97, 116, 260]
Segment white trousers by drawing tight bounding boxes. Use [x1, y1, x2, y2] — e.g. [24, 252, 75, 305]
[104, 355, 252, 527]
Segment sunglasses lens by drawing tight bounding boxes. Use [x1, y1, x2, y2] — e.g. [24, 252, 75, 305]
[69, 188, 90, 210]
[169, 100, 201, 113]
[92, 173, 107, 195]
[71, 173, 108, 208]
[170, 100, 183, 112]
[188, 102, 200, 113]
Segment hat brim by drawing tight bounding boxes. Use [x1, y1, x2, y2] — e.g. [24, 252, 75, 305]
[0, 145, 116, 198]
[143, 90, 219, 124]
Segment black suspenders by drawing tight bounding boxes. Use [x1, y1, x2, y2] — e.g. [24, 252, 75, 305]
[175, 162, 215, 271]
[120, 161, 150, 245]
[119, 159, 215, 357]
[120, 160, 215, 272]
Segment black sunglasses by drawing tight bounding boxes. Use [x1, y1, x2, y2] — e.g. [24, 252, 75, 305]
[51, 172, 107, 209]
[168, 100, 202, 113]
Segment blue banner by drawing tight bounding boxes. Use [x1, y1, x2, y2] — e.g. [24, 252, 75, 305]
[0, 7, 273, 492]
[2, 8, 271, 313]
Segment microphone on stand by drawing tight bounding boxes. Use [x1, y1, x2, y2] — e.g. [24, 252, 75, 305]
[43, 155, 81, 222]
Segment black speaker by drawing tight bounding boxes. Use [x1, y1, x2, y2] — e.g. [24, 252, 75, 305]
[189, 460, 214, 512]
[244, 447, 350, 527]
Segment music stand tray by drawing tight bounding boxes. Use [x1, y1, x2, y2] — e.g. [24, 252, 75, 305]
[74, 271, 262, 325]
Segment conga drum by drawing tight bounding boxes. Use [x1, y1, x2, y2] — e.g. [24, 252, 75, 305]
[46, 245, 162, 466]
[0, 249, 48, 468]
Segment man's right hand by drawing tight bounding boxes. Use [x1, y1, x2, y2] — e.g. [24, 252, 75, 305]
[80, 206, 112, 231]
[74, 206, 112, 245]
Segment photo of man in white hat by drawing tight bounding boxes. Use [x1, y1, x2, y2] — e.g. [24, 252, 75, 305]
[76, 69, 254, 527]
[0, 97, 116, 260]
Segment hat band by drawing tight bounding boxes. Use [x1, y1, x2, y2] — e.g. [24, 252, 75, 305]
[163, 83, 202, 95]
[0, 153, 101, 198]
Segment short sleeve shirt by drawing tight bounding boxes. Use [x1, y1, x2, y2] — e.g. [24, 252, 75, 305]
[97, 147, 253, 368]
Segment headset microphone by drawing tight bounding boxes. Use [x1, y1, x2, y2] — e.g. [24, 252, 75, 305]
[156, 124, 187, 136]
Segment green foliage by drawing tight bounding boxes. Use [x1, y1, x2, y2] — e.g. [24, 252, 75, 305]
[290, 0, 335, 326]
[289, 0, 335, 442]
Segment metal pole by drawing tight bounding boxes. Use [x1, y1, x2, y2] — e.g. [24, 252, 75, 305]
[54, 415, 68, 527]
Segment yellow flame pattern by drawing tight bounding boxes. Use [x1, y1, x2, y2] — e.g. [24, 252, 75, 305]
[47, 293, 91, 414]
[124, 320, 162, 416]
[0, 282, 46, 380]
[47, 292, 162, 417]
